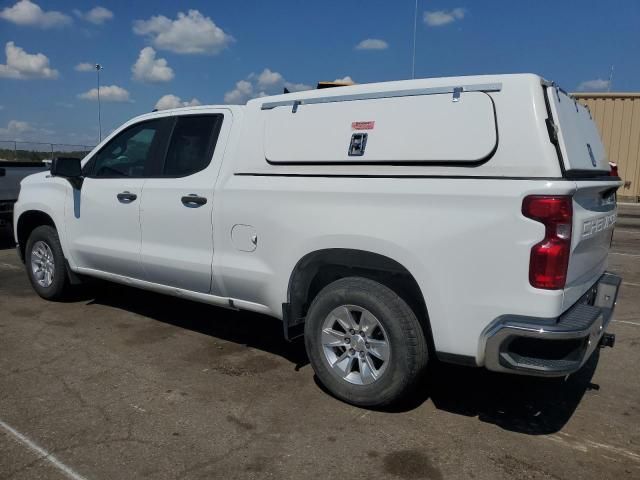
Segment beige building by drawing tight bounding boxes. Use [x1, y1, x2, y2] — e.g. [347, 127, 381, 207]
[573, 92, 640, 202]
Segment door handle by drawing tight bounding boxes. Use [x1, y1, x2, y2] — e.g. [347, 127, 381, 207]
[181, 194, 208, 208]
[117, 191, 137, 203]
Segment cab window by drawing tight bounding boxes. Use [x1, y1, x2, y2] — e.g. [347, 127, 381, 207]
[89, 120, 163, 178]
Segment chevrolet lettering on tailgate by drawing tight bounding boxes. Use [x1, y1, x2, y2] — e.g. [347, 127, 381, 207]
[582, 213, 616, 239]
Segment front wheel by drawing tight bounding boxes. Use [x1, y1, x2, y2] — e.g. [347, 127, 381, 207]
[304, 277, 428, 407]
[25, 225, 71, 300]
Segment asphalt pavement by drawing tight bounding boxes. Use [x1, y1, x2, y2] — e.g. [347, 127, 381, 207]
[0, 223, 638, 479]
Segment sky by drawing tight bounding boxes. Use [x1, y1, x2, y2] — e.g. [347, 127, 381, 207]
[0, 0, 638, 147]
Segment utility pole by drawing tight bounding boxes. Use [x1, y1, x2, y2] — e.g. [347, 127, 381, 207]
[95, 64, 103, 142]
[411, 0, 418, 79]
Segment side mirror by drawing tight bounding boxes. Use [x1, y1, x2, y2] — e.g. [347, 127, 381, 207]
[51, 157, 83, 189]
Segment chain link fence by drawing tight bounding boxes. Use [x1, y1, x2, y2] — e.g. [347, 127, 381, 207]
[0, 140, 94, 163]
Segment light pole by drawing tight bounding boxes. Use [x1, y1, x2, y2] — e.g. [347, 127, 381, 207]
[95, 64, 103, 142]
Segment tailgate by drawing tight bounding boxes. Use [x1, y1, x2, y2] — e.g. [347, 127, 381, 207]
[0, 163, 48, 201]
[564, 181, 620, 309]
[0, 166, 22, 201]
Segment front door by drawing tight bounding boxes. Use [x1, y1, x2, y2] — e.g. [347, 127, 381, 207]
[64, 118, 169, 279]
[140, 111, 230, 293]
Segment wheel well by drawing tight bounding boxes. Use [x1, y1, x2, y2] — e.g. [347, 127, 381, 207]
[16, 210, 55, 262]
[285, 249, 433, 346]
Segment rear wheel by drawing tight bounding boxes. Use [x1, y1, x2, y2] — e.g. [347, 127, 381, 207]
[305, 277, 428, 407]
[25, 225, 71, 300]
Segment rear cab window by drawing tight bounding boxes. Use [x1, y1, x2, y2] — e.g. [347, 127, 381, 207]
[161, 115, 223, 177]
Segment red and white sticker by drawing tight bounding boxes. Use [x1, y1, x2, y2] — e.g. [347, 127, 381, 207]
[351, 121, 375, 130]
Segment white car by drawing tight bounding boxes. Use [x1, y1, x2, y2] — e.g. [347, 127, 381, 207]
[13, 74, 622, 406]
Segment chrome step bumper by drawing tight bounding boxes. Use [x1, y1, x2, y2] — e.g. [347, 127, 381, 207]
[482, 272, 621, 376]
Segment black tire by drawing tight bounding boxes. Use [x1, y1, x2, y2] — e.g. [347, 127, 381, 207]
[25, 225, 71, 300]
[304, 277, 428, 407]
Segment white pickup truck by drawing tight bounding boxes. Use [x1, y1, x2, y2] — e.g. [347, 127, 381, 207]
[13, 74, 622, 406]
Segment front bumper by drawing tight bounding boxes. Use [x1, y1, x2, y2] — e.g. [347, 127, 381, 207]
[482, 272, 621, 376]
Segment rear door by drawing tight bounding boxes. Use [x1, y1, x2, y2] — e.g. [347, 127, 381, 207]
[546, 86, 622, 307]
[139, 111, 229, 293]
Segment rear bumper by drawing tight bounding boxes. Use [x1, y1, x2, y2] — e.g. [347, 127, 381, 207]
[482, 272, 621, 376]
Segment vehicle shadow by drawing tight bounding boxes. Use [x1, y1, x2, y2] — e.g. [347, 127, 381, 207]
[408, 354, 599, 435]
[84, 281, 308, 368]
[312, 352, 599, 435]
[84, 281, 599, 435]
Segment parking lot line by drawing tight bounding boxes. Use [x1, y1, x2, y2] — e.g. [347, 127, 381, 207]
[0, 419, 88, 480]
[613, 320, 640, 327]
[0, 262, 20, 270]
[547, 432, 640, 464]
[609, 252, 640, 258]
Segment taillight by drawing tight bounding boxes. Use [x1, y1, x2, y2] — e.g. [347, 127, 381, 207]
[609, 162, 619, 177]
[522, 195, 573, 290]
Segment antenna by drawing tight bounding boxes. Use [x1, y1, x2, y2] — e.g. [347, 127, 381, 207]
[607, 65, 614, 92]
[95, 64, 103, 142]
[411, 0, 418, 79]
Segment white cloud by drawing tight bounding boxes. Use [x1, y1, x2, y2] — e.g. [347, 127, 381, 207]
[0, 119, 54, 141]
[0, 0, 71, 28]
[577, 78, 610, 92]
[75, 62, 95, 72]
[132, 47, 174, 83]
[355, 38, 388, 50]
[256, 68, 284, 90]
[133, 9, 234, 55]
[154, 94, 201, 110]
[78, 85, 130, 102]
[0, 41, 59, 79]
[334, 76, 354, 84]
[74, 6, 113, 25]
[224, 79, 253, 104]
[423, 8, 465, 27]
[0, 119, 32, 138]
[224, 68, 313, 104]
